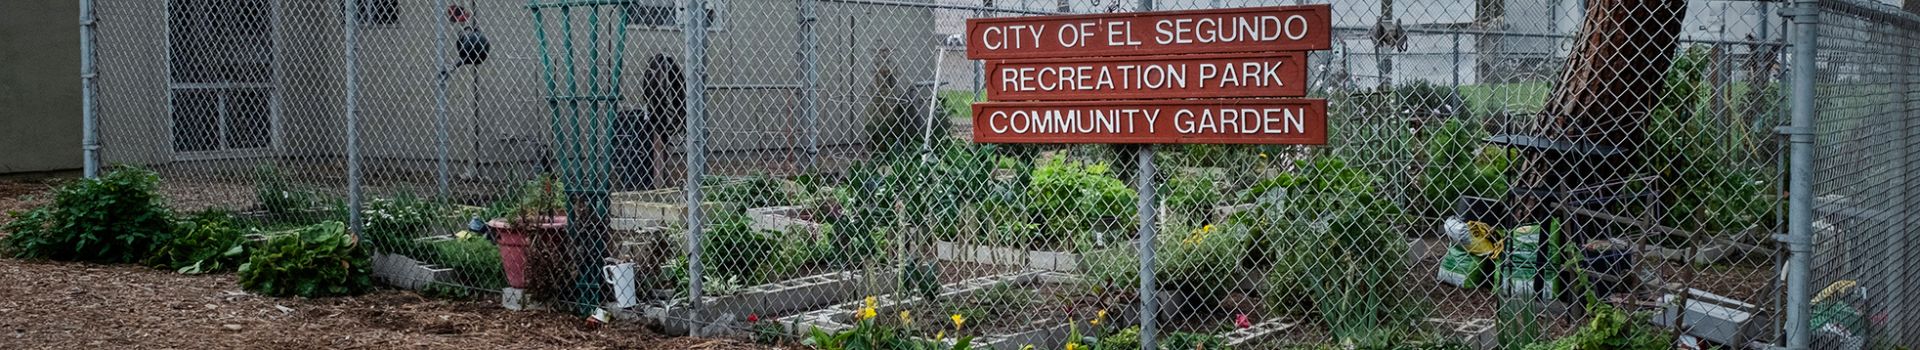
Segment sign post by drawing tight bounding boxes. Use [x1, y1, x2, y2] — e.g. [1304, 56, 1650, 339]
[963, 5, 1332, 349]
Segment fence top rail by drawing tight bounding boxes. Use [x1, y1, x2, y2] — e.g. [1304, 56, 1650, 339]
[1819, 0, 1920, 28]
[819, 0, 1064, 15]
[525, 0, 640, 10]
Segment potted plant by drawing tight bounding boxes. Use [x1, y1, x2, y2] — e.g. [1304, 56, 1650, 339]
[489, 174, 567, 289]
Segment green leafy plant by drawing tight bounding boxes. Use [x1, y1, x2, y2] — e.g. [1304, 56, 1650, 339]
[1522, 304, 1671, 350]
[1642, 45, 1778, 240]
[1085, 221, 1246, 306]
[1029, 158, 1136, 250]
[147, 210, 248, 274]
[806, 302, 976, 350]
[1417, 119, 1510, 217]
[2, 167, 174, 263]
[700, 211, 782, 284]
[1091, 327, 1228, 350]
[1160, 173, 1222, 227]
[238, 221, 375, 298]
[1243, 157, 1417, 343]
[361, 193, 455, 259]
[431, 236, 506, 290]
[506, 174, 566, 226]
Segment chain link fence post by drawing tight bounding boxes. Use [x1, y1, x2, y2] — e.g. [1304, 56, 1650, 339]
[1134, 2, 1157, 349]
[1783, 0, 1819, 347]
[79, 0, 99, 179]
[683, 0, 712, 337]
[344, 0, 365, 238]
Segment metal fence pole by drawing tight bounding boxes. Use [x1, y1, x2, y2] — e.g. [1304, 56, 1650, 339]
[683, 0, 712, 336]
[799, 0, 821, 171]
[434, 0, 452, 201]
[79, 0, 99, 178]
[345, 0, 365, 237]
[1135, 2, 1158, 349]
[1783, 0, 1819, 348]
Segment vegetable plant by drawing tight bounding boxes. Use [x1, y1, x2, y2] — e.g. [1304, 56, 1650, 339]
[1028, 158, 1136, 250]
[238, 221, 375, 298]
[361, 193, 455, 258]
[1521, 304, 1671, 350]
[431, 236, 506, 290]
[1416, 118, 1509, 218]
[147, 210, 248, 274]
[2, 167, 174, 263]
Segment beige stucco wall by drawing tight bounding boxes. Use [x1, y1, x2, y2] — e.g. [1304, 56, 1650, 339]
[91, 0, 935, 170]
[0, 2, 82, 174]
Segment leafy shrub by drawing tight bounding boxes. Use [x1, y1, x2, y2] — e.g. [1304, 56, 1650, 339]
[148, 210, 248, 274]
[1160, 173, 1222, 227]
[702, 211, 780, 283]
[1641, 46, 1777, 238]
[2, 167, 174, 263]
[1522, 304, 1671, 350]
[361, 193, 455, 258]
[431, 236, 506, 290]
[1242, 157, 1416, 342]
[1029, 159, 1136, 249]
[1093, 327, 1228, 350]
[1417, 119, 1510, 217]
[238, 221, 374, 298]
[1085, 221, 1246, 305]
[506, 174, 566, 225]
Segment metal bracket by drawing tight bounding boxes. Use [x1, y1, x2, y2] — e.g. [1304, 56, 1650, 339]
[1774, 125, 1813, 136]
[1780, 5, 1818, 18]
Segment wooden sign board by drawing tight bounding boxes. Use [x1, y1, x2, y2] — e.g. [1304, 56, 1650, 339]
[984, 52, 1308, 101]
[965, 5, 1332, 60]
[971, 99, 1327, 144]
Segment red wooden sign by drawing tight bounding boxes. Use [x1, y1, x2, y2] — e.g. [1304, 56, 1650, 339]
[972, 99, 1327, 144]
[984, 52, 1308, 101]
[965, 5, 1332, 60]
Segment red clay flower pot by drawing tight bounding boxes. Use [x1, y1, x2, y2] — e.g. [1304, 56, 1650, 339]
[489, 217, 566, 289]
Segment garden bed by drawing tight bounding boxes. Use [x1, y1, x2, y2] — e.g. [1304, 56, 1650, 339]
[934, 241, 1087, 272]
[787, 270, 1120, 350]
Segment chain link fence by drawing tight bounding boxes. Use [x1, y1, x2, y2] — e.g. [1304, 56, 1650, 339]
[79, 0, 1919, 348]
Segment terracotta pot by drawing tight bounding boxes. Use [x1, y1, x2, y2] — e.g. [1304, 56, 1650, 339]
[489, 217, 567, 289]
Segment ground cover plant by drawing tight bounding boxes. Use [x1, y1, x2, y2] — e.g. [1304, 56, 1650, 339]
[238, 221, 375, 298]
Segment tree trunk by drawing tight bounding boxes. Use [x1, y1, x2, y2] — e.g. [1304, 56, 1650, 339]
[1510, 0, 1687, 223]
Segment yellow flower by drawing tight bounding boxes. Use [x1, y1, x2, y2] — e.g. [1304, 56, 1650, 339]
[1020, 345, 1035, 350]
[951, 314, 968, 329]
[1066, 343, 1081, 350]
[1202, 224, 1215, 233]
[1259, 153, 1269, 158]
[858, 307, 877, 321]
[935, 330, 945, 341]
[866, 296, 878, 309]
[1091, 309, 1107, 326]
[899, 310, 913, 325]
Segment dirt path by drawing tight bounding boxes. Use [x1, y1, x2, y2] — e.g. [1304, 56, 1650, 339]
[0, 258, 784, 350]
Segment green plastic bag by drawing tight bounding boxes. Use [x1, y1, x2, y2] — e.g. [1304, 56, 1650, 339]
[1437, 245, 1490, 288]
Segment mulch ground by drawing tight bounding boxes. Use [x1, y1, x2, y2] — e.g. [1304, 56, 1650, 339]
[0, 259, 786, 350]
[0, 177, 784, 350]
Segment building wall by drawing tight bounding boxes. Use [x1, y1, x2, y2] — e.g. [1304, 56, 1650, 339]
[92, 0, 935, 170]
[0, 1, 83, 174]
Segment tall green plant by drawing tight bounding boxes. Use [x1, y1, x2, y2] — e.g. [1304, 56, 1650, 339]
[1418, 119, 1510, 217]
[1642, 45, 1778, 238]
[254, 164, 325, 218]
[2, 167, 174, 263]
[361, 193, 454, 258]
[1244, 157, 1417, 343]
